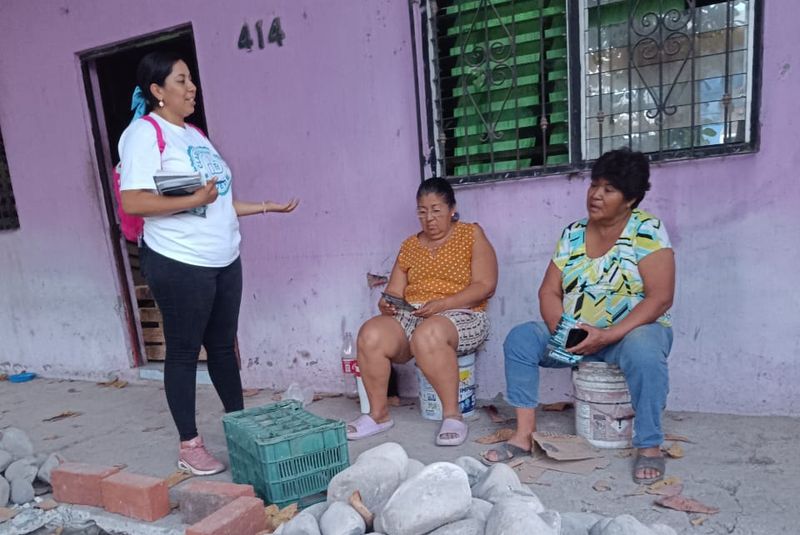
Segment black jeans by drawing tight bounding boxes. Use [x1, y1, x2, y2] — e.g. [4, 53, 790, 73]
[140, 242, 244, 441]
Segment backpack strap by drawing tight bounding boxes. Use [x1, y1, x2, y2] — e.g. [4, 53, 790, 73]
[186, 123, 206, 138]
[140, 115, 166, 154]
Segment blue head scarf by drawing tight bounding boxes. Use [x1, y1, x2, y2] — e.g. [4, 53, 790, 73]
[130, 86, 148, 122]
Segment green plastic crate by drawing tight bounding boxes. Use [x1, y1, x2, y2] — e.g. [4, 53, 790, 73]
[222, 400, 349, 508]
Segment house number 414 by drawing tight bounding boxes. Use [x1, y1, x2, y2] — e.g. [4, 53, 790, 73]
[238, 17, 285, 50]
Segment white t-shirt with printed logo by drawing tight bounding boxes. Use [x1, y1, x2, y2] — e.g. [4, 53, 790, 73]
[118, 113, 240, 267]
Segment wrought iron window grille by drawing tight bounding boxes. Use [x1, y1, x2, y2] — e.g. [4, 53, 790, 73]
[418, 0, 761, 185]
[0, 124, 20, 231]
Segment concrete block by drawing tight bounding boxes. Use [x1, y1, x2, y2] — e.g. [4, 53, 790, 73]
[185, 496, 266, 535]
[100, 471, 170, 521]
[176, 479, 256, 524]
[51, 462, 122, 507]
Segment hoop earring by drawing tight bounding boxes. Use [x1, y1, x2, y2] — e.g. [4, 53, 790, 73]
[158, 100, 164, 108]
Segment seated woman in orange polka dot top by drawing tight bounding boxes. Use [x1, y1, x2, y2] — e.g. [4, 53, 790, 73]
[347, 178, 498, 446]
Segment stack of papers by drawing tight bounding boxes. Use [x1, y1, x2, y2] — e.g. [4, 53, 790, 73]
[153, 171, 206, 217]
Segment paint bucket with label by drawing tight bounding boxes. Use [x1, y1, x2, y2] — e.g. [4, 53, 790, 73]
[573, 361, 634, 448]
[417, 353, 476, 420]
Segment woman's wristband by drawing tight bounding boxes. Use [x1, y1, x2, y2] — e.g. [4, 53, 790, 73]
[261, 201, 267, 214]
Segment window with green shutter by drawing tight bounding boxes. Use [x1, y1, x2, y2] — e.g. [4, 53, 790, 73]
[419, 0, 761, 183]
[0, 123, 20, 231]
[425, 0, 571, 182]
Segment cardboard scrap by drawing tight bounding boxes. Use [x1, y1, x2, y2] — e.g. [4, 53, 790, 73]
[532, 432, 605, 461]
[97, 378, 128, 388]
[34, 499, 59, 511]
[164, 470, 193, 488]
[646, 476, 683, 497]
[513, 459, 548, 484]
[664, 433, 693, 443]
[42, 411, 82, 422]
[647, 476, 682, 491]
[655, 495, 719, 514]
[592, 479, 612, 492]
[264, 503, 298, 531]
[541, 402, 573, 412]
[690, 516, 708, 526]
[475, 428, 515, 444]
[483, 405, 515, 423]
[662, 442, 685, 458]
[0, 507, 18, 522]
[529, 455, 610, 475]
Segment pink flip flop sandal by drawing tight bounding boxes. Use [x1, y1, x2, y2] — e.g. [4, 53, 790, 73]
[436, 417, 468, 446]
[346, 414, 395, 440]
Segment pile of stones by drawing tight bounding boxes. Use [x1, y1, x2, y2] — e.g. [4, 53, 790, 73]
[274, 442, 678, 535]
[0, 428, 62, 508]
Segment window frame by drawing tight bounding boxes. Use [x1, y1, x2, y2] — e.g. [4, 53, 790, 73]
[416, 0, 763, 185]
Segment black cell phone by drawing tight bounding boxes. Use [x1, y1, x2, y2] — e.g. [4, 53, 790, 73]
[565, 328, 588, 349]
[381, 292, 414, 311]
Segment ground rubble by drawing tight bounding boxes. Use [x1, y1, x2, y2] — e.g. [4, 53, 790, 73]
[274, 441, 678, 535]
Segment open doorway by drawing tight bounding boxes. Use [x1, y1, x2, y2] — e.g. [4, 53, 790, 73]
[81, 25, 208, 365]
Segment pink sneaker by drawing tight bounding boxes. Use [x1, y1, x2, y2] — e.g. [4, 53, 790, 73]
[178, 436, 225, 475]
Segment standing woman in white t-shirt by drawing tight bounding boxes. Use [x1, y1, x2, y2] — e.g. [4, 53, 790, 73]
[119, 51, 299, 475]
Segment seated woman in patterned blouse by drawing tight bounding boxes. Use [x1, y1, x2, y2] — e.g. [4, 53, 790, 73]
[483, 149, 675, 485]
[346, 177, 498, 446]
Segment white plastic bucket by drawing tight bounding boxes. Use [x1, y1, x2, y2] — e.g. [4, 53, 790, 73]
[573, 361, 634, 449]
[416, 353, 476, 421]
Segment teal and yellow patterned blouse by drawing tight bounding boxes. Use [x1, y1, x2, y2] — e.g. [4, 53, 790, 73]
[552, 209, 672, 328]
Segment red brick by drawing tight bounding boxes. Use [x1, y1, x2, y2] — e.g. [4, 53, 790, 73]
[176, 480, 256, 524]
[100, 471, 170, 521]
[185, 496, 266, 535]
[51, 462, 122, 507]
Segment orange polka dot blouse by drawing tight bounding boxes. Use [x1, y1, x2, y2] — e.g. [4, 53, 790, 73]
[397, 222, 487, 312]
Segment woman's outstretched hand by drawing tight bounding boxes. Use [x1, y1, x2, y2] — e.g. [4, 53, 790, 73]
[263, 199, 300, 213]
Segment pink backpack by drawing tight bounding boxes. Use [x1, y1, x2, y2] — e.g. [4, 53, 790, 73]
[113, 116, 205, 242]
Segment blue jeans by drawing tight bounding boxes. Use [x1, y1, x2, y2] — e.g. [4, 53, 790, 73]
[504, 321, 673, 448]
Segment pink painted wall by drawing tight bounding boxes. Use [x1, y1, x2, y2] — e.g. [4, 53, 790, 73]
[0, 1, 796, 415]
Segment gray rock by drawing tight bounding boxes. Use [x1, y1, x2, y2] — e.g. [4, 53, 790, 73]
[649, 524, 678, 535]
[590, 515, 656, 535]
[36, 452, 64, 484]
[405, 458, 425, 480]
[10, 478, 35, 504]
[561, 512, 605, 535]
[427, 517, 484, 535]
[5, 458, 38, 483]
[376, 462, 471, 535]
[454, 456, 488, 486]
[0, 450, 12, 472]
[539, 510, 562, 533]
[485, 495, 557, 535]
[327, 455, 405, 514]
[282, 511, 322, 535]
[471, 463, 540, 505]
[0, 428, 34, 460]
[301, 501, 329, 521]
[355, 442, 409, 478]
[0, 476, 8, 506]
[466, 498, 493, 526]
[319, 501, 366, 535]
